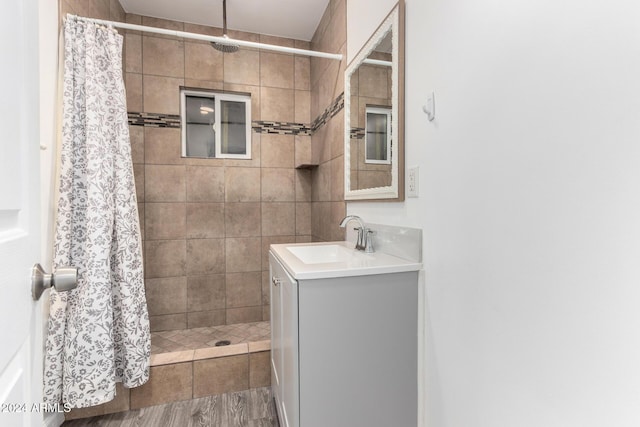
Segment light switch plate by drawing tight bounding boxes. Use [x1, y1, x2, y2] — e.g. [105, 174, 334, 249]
[408, 166, 419, 197]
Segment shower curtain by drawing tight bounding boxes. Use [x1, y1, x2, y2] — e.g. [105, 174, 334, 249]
[43, 18, 150, 408]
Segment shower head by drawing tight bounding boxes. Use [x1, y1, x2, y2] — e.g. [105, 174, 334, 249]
[211, 35, 239, 53]
[212, 0, 239, 53]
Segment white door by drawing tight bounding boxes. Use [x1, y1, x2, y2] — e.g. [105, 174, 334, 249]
[0, 0, 45, 425]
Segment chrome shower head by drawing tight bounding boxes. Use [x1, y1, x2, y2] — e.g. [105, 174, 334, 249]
[212, 0, 239, 53]
[211, 35, 239, 53]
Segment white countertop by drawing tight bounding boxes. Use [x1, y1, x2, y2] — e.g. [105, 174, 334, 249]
[270, 241, 422, 280]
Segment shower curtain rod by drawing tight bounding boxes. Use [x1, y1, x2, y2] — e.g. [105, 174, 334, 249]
[68, 14, 343, 61]
[363, 58, 392, 67]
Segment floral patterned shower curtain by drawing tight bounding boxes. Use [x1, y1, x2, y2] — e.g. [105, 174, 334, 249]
[43, 17, 150, 409]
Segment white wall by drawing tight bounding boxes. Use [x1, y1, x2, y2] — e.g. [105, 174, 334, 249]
[346, 0, 396, 62]
[347, 0, 640, 426]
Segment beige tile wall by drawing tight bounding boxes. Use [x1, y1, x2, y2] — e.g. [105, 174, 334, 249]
[310, 0, 348, 242]
[59, 0, 345, 329]
[60, 0, 125, 23]
[122, 13, 313, 331]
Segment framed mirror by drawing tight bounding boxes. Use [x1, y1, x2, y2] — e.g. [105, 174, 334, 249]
[344, 1, 404, 201]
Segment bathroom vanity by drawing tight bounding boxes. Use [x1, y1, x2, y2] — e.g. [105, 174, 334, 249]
[269, 241, 421, 427]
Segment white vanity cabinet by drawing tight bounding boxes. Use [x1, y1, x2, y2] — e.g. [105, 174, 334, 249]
[270, 252, 299, 427]
[269, 244, 420, 427]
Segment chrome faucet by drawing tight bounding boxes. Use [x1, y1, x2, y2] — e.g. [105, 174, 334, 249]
[339, 215, 374, 253]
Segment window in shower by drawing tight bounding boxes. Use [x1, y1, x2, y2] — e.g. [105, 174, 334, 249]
[180, 89, 252, 159]
[364, 106, 392, 165]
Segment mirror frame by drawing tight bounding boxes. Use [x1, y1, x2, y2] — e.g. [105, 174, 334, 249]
[344, 1, 405, 201]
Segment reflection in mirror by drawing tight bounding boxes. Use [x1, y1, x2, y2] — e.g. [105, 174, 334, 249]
[344, 2, 403, 200]
[349, 30, 393, 191]
[365, 106, 391, 165]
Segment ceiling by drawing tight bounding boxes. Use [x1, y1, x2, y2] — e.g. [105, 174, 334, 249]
[119, 0, 330, 41]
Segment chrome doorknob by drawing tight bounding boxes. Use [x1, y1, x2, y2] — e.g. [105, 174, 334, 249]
[31, 263, 78, 301]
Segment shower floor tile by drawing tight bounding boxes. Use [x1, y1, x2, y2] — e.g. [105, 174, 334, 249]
[151, 321, 271, 354]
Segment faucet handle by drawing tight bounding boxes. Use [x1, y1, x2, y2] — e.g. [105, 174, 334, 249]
[363, 228, 375, 253]
[354, 227, 365, 251]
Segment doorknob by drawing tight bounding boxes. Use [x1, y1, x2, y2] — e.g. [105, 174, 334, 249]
[31, 263, 78, 301]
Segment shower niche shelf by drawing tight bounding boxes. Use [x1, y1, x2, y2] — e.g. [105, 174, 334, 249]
[294, 163, 318, 170]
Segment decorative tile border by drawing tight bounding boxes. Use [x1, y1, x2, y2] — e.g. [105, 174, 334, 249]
[128, 113, 313, 135]
[350, 127, 365, 139]
[128, 92, 345, 136]
[252, 121, 312, 136]
[311, 92, 344, 132]
[128, 112, 180, 128]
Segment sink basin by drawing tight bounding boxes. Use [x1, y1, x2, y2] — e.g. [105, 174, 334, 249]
[270, 241, 422, 280]
[286, 244, 354, 264]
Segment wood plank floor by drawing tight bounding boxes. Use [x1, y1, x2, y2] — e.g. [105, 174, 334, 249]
[62, 387, 280, 427]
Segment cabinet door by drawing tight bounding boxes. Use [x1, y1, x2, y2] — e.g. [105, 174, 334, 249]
[281, 267, 299, 427]
[298, 272, 418, 427]
[269, 254, 283, 418]
[269, 253, 299, 427]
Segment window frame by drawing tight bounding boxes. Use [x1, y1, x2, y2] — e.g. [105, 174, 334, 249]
[364, 106, 392, 165]
[180, 89, 252, 160]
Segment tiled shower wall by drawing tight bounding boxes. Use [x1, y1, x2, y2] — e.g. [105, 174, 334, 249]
[58, 0, 347, 332]
[121, 15, 316, 332]
[310, 0, 348, 242]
